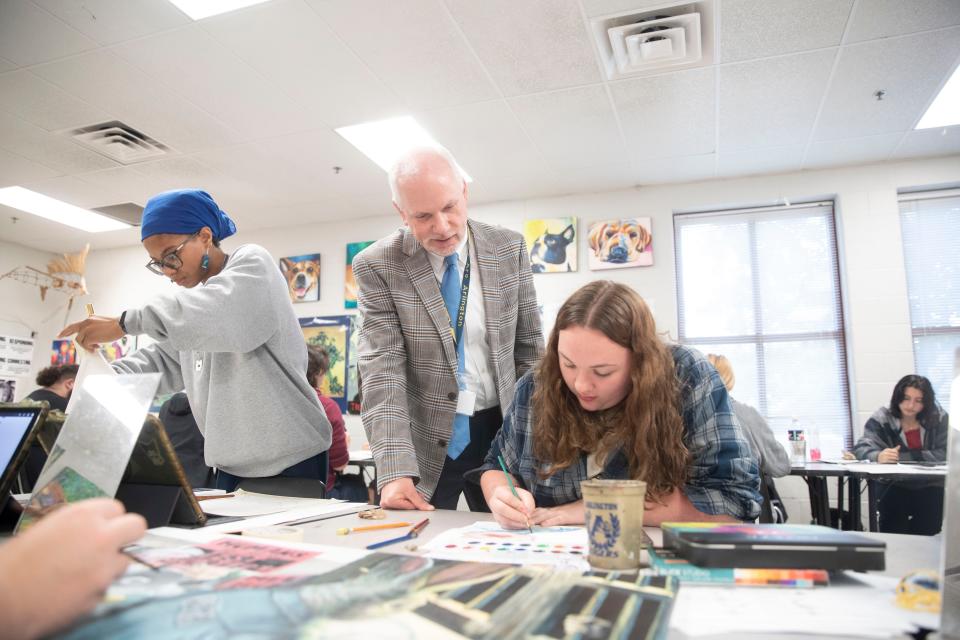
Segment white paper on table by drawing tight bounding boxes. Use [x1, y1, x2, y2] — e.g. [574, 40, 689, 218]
[422, 521, 590, 571]
[669, 571, 939, 638]
[200, 491, 344, 517]
[200, 501, 369, 533]
[348, 449, 373, 461]
[65, 348, 116, 414]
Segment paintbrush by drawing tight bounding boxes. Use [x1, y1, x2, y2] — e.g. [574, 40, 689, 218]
[498, 454, 533, 533]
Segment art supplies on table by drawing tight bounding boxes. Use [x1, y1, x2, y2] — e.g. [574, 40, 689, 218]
[662, 522, 886, 571]
[647, 547, 829, 587]
[365, 517, 429, 549]
[198, 489, 340, 517]
[422, 521, 591, 571]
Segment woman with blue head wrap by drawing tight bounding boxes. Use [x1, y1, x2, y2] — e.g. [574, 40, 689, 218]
[59, 189, 332, 490]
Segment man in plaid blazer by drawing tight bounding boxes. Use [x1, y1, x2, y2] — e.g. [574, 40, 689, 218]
[355, 146, 544, 510]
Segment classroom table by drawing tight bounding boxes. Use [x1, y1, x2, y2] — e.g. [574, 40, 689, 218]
[788, 462, 859, 529]
[843, 463, 948, 532]
[347, 449, 378, 503]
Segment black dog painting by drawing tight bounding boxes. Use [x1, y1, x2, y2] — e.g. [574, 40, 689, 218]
[524, 217, 578, 273]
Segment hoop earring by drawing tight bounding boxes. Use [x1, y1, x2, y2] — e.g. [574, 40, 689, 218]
[200, 250, 210, 271]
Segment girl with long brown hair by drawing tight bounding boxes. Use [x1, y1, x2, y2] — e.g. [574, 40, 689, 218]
[478, 281, 761, 528]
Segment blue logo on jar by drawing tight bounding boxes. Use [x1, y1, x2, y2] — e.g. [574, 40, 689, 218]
[589, 513, 621, 557]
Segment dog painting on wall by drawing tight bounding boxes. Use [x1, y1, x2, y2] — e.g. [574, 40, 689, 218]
[524, 217, 577, 273]
[280, 253, 321, 303]
[587, 218, 653, 270]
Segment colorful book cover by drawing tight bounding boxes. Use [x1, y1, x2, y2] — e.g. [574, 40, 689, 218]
[647, 548, 829, 588]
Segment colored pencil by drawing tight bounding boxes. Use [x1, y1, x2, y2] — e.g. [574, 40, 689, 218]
[498, 455, 533, 533]
[365, 518, 430, 550]
[337, 521, 412, 535]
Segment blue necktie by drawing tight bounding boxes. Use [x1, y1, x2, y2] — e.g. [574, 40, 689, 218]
[440, 252, 470, 459]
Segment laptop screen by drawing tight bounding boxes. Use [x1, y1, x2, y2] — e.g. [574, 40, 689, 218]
[0, 407, 43, 497]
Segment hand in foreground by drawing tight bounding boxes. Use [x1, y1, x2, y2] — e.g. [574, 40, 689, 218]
[0, 499, 147, 640]
[878, 445, 900, 464]
[489, 484, 535, 530]
[58, 316, 124, 352]
[379, 477, 435, 510]
[531, 500, 585, 528]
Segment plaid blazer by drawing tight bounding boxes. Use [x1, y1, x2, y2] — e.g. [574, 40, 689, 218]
[355, 219, 544, 499]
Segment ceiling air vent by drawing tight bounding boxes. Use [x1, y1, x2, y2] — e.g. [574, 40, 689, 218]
[92, 202, 144, 226]
[69, 120, 171, 164]
[590, 2, 715, 80]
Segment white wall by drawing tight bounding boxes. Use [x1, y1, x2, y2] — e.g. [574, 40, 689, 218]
[0, 239, 60, 400]
[74, 155, 959, 521]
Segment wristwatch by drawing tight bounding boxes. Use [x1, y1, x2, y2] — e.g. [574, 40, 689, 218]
[118, 310, 127, 334]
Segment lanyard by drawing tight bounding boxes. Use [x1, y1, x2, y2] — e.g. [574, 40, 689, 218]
[451, 252, 471, 349]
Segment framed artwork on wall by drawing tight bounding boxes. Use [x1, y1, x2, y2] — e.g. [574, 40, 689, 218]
[524, 218, 577, 273]
[280, 253, 321, 303]
[587, 218, 653, 270]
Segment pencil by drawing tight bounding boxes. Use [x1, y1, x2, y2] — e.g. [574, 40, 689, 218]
[497, 455, 532, 533]
[195, 493, 236, 502]
[365, 518, 430, 550]
[336, 521, 412, 535]
[121, 547, 161, 571]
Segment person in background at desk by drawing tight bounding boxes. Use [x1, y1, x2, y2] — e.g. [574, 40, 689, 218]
[478, 281, 761, 529]
[355, 146, 544, 510]
[25, 364, 78, 413]
[0, 499, 146, 640]
[306, 345, 350, 496]
[706, 354, 790, 478]
[853, 374, 948, 535]
[57, 189, 331, 491]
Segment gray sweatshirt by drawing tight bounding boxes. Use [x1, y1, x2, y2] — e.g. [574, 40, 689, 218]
[730, 398, 791, 478]
[115, 244, 331, 477]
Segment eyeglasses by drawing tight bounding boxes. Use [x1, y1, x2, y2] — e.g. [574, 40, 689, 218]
[145, 232, 198, 275]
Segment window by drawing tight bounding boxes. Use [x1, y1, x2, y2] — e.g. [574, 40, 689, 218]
[674, 201, 852, 455]
[899, 189, 960, 410]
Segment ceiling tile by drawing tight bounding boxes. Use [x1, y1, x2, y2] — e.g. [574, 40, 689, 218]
[111, 25, 315, 137]
[609, 67, 716, 160]
[0, 111, 119, 174]
[718, 145, 805, 177]
[417, 99, 556, 203]
[308, 0, 498, 111]
[508, 84, 628, 169]
[846, 0, 960, 43]
[70, 166, 164, 206]
[549, 161, 638, 194]
[32, 0, 190, 45]
[580, 0, 669, 19]
[444, 0, 601, 96]
[813, 27, 960, 141]
[204, 0, 405, 128]
[804, 133, 903, 168]
[0, 147, 60, 187]
[634, 153, 716, 184]
[720, 0, 853, 63]
[20, 174, 128, 208]
[0, 57, 16, 73]
[891, 125, 960, 159]
[0, 0, 98, 66]
[0, 71, 111, 131]
[32, 51, 245, 153]
[720, 49, 835, 152]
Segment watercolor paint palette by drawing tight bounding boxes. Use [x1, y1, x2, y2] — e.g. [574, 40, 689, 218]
[423, 522, 591, 570]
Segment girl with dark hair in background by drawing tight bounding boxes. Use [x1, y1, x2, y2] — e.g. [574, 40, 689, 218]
[26, 364, 78, 413]
[477, 281, 761, 529]
[306, 345, 350, 495]
[854, 374, 948, 534]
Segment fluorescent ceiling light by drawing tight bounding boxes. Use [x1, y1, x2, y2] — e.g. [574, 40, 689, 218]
[0, 187, 130, 233]
[335, 116, 473, 182]
[167, 0, 272, 21]
[916, 64, 960, 129]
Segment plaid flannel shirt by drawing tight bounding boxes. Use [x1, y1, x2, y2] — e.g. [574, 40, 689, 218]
[479, 344, 761, 520]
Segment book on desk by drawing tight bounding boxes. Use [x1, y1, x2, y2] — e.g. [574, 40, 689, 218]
[661, 522, 886, 572]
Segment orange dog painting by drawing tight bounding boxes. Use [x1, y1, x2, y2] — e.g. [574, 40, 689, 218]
[587, 218, 653, 270]
[280, 253, 321, 303]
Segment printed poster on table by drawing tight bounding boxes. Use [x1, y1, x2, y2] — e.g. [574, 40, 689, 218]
[0, 334, 34, 376]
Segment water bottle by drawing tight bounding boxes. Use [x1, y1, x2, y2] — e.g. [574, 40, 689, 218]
[788, 418, 806, 466]
[808, 424, 822, 461]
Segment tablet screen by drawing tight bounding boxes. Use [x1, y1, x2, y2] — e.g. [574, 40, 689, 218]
[0, 407, 43, 497]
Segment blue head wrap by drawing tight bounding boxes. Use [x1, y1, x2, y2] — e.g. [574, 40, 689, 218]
[140, 189, 237, 242]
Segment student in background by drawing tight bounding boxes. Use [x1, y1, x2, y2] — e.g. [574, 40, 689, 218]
[478, 281, 761, 529]
[0, 499, 146, 640]
[706, 354, 790, 478]
[854, 374, 948, 534]
[57, 189, 331, 490]
[158, 392, 213, 489]
[25, 364, 78, 413]
[306, 346, 350, 495]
